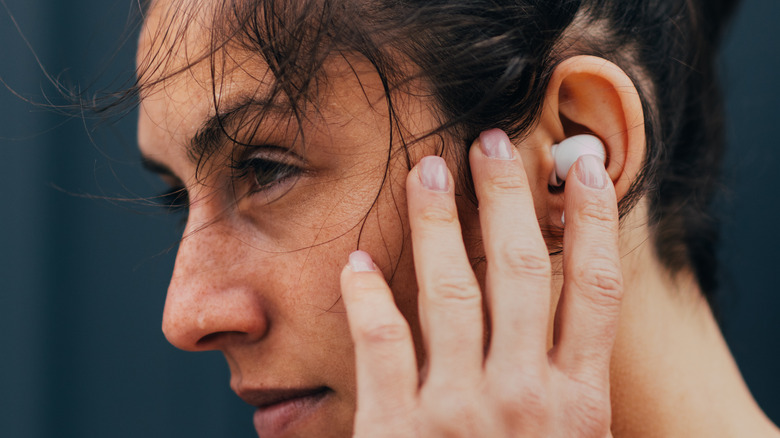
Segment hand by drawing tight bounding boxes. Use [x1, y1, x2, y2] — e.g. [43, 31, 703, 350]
[340, 128, 622, 437]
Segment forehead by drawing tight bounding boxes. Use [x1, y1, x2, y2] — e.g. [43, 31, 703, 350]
[136, 3, 333, 147]
[135, 0, 435, 174]
[137, 0, 218, 160]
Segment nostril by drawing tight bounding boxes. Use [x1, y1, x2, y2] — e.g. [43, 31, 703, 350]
[193, 317, 270, 348]
[195, 331, 245, 348]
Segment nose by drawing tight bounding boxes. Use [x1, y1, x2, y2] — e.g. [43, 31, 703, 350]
[162, 215, 269, 352]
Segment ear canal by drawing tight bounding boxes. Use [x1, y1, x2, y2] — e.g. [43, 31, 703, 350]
[549, 134, 607, 186]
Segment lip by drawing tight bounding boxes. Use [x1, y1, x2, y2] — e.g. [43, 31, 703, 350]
[238, 386, 331, 437]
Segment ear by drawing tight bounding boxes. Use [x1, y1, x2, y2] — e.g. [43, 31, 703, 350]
[521, 55, 645, 227]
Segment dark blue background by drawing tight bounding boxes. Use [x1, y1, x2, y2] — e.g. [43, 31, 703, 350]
[0, 1, 777, 436]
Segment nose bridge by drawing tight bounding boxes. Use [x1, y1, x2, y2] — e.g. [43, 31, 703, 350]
[162, 213, 268, 351]
[176, 214, 247, 279]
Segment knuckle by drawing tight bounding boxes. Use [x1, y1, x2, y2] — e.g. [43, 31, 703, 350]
[423, 393, 480, 435]
[485, 173, 528, 194]
[496, 243, 551, 280]
[576, 197, 617, 227]
[493, 377, 550, 420]
[428, 271, 480, 303]
[573, 264, 624, 306]
[355, 320, 410, 345]
[419, 203, 458, 226]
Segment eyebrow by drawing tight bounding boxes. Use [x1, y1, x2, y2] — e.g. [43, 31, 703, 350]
[188, 95, 292, 163]
[141, 95, 293, 177]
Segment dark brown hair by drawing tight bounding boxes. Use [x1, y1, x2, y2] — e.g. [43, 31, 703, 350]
[130, 0, 741, 299]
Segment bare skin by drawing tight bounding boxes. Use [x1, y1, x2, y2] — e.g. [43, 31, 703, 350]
[137, 1, 780, 436]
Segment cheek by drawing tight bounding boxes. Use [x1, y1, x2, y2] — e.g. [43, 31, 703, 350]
[344, 160, 427, 366]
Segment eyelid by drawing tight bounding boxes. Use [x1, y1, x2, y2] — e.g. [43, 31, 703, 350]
[229, 143, 308, 180]
[235, 144, 304, 165]
[228, 144, 308, 203]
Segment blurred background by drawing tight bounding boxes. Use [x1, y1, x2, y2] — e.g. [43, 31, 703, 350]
[0, 0, 778, 437]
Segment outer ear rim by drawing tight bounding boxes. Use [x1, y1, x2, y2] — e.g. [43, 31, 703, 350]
[541, 55, 646, 200]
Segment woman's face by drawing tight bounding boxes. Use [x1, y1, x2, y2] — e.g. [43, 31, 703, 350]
[136, 0, 581, 435]
[136, 5, 471, 437]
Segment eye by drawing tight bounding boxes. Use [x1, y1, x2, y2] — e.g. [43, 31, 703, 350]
[232, 157, 302, 194]
[156, 186, 189, 213]
[154, 186, 189, 227]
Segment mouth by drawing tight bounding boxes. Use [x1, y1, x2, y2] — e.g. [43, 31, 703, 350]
[238, 386, 332, 437]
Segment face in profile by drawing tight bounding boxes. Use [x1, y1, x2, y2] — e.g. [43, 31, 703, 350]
[136, 2, 451, 437]
[134, 0, 780, 437]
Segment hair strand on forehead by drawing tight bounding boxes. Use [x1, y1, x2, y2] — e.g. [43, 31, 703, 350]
[123, 0, 741, 302]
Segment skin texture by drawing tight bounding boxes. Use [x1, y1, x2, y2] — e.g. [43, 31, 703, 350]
[137, 1, 780, 437]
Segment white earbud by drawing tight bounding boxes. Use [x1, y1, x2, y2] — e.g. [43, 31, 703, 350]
[549, 134, 606, 187]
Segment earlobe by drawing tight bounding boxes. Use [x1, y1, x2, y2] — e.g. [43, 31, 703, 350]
[540, 55, 645, 199]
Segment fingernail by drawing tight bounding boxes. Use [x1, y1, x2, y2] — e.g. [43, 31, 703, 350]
[418, 156, 450, 192]
[576, 155, 608, 189]
[349, 250, 376, 272]
[479, 128, 514, 160]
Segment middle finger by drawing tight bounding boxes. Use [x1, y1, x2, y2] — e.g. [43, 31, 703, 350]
[470, 129, 552, 367]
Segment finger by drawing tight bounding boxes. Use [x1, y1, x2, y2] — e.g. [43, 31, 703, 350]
[407, 156, 484, 383]
[553, 155, 623, 379]
[470, 129, 552, 366]
[341, 251, 418, 419]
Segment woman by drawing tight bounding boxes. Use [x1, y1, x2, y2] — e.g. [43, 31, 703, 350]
[134, 0, 779, 436]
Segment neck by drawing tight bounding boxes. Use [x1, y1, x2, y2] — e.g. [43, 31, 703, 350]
[608, 209, 779, 437]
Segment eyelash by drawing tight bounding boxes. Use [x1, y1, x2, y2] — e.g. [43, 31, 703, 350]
[157, 186, 189, 213]
[230, 156, 302, 195]
[155, 186, 190, 227]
